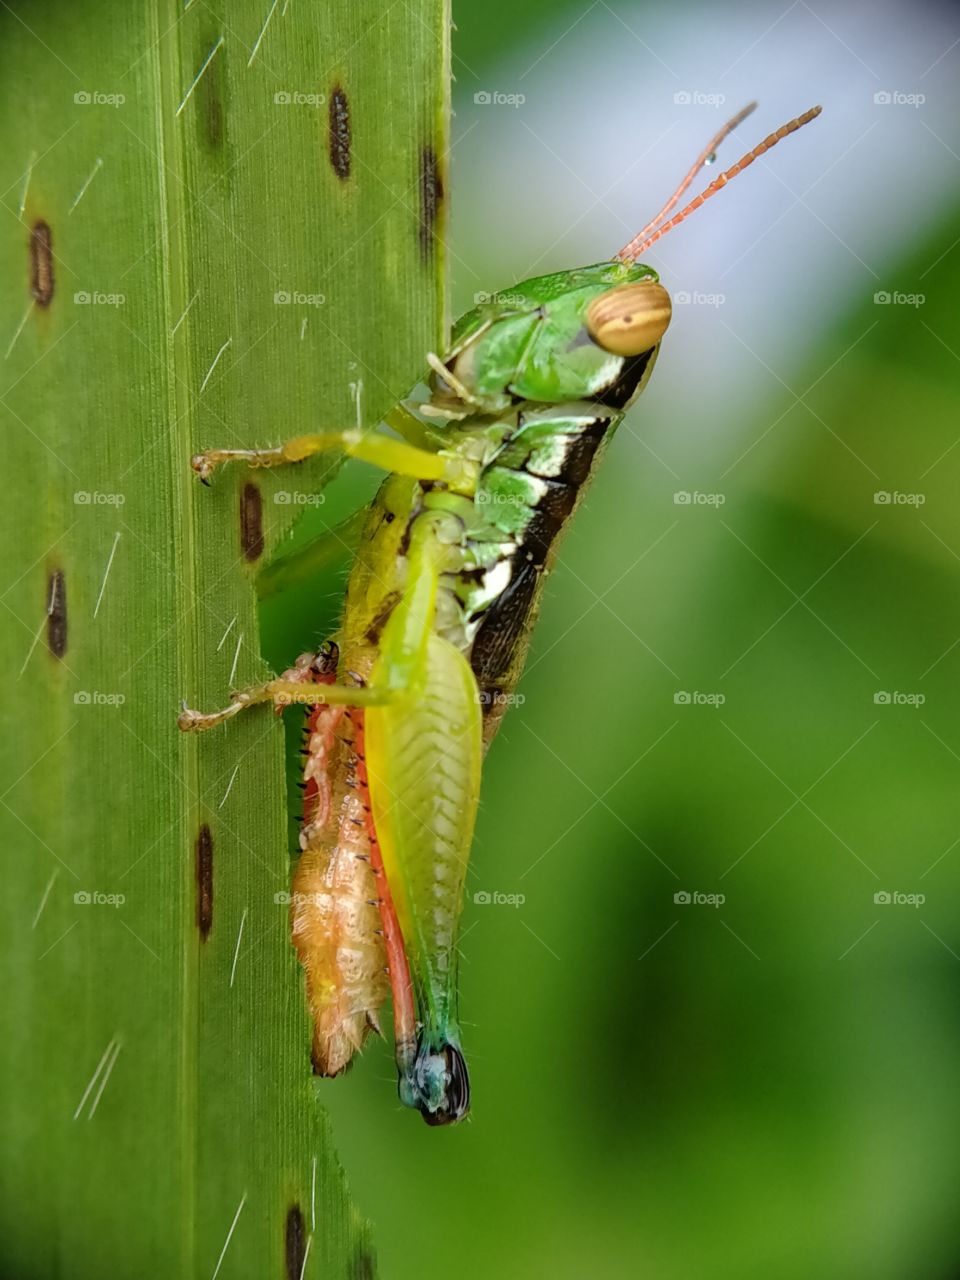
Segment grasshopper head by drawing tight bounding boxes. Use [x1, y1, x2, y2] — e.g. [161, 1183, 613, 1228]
[398, 1039, 470, 1126]
[429, 261, 670, 417]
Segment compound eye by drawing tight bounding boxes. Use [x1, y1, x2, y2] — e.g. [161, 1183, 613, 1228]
[585, 281, 672, 356]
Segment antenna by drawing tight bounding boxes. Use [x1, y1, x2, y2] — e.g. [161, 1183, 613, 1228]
[629, 101, 758, 248]
[616, 105, 822, 262]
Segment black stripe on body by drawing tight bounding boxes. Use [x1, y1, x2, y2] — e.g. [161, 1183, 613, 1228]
[469, 414, 612, 694]
[591, 346, 656, 409]
[469, 557, 541, 688]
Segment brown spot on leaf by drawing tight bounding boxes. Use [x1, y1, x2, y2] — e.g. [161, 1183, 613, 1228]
[203, 82, 224, 150]
[46, 570, 67, 657]
[197, 32, 226, 152]
[329, 86, 351, 179]
[418, 147, 442, 262]
[196, 824, 213, 940]
[239, 482, 264, 562]
[350, 1247, 378, 1280]
[285, 1205, 306, 1280]
[30, 221, 54, 306]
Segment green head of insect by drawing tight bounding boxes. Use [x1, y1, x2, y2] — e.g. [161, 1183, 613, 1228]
[428, 103, 821, 419]
[398, 1039, 470, 1126]
[431, 260, 671, 416]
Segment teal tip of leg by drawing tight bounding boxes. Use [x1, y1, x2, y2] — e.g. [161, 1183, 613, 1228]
[397, 1039, 470, 1126]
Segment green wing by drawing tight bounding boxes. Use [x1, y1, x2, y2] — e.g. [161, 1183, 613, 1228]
[365, 632, 482, 1044]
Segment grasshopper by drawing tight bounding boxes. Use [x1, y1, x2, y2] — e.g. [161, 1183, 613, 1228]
[179, 103, 821, 1125]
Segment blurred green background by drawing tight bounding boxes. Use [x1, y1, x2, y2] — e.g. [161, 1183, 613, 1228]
[263, 1, 960, 1276]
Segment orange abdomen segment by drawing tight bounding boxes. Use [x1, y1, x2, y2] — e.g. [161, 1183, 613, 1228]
[291, 781, 388, 1076]
[287, 667, 387, 1077]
